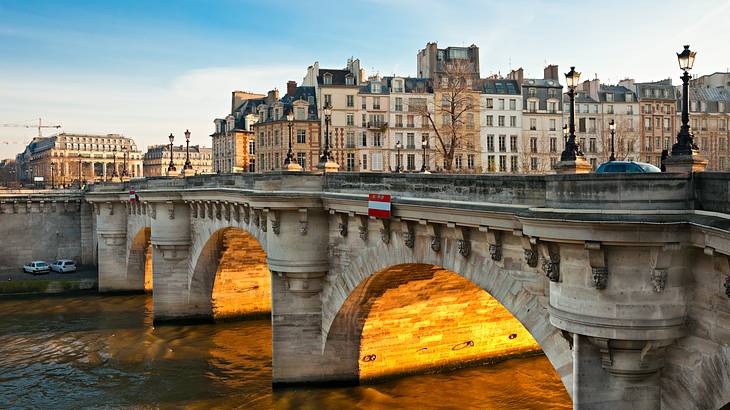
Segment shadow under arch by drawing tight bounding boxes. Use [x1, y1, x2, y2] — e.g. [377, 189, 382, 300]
[321, 237, 573, 394]
[127, 227, 152, 292]
[189, 227, 271, 321]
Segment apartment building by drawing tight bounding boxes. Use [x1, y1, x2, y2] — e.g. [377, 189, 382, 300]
[510, 66, 563, 173]
[633, 79, 677, 167]
[384, 76, 434, 172]
[354, 76, 389, 172]
[597, 83, 640, 162]
[143, 144, 212, 177]
[681, 74, 730, 170]
[211, 90, 266, 173]
[480, 79, 522, 173]
[251, 84, 320, 172]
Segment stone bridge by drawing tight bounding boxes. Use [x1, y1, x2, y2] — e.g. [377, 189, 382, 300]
[44, 172, 730, 409]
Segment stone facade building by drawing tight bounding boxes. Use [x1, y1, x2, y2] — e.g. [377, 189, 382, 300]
[509, 66, 564, 173]
[143, 144, 212, 177]
[303, 58, 364, 171]
[252, 84, 321, 172]
[211, 91, 266, 173]
[15, 133, 142, 186]
[633, 79, 677, 167]
[480, 79, 522, 173]
[383, 76, 434, 172]
[682, 73, 730, 170]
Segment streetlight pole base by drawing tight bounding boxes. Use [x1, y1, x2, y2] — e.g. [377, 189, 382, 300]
[167, 169, 180, 177]
[317, 160, 340, 173]
[664, 152, 708, 173]
[553, 157, 592, 174]
[284, 161, 304, 172]
[181, 168, 196, 177]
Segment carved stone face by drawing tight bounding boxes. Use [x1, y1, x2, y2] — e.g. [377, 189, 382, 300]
[542, 259, 560, 282]
[430, 236, 441, 253]
[524, 249, 538, 268]
[651, 269, 667, 293]
[457, 239, 470, 257]
[489, 244, 502, 261]
[404, 231, 414, 248]
[338, 222, 347, 237]
[380, 228, 390, 244]
[723, 275, 730, 298]
[592, 267, 608, 289]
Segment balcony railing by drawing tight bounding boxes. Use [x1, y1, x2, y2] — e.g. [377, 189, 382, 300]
[367, 121, 387, 129]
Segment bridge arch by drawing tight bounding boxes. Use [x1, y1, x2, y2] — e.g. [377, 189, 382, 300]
[188, 227, 271, 321]
[321, 228, 573, 392]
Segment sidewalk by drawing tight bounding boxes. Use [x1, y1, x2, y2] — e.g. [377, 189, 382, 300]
[0, 266, 98, 295]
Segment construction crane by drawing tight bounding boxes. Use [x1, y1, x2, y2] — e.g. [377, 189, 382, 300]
[1, 118, 62, 139]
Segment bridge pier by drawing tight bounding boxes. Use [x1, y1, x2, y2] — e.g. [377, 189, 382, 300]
[94, 201, 138, 292]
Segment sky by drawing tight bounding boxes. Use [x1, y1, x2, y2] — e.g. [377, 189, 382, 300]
[1, 0, 729, 159]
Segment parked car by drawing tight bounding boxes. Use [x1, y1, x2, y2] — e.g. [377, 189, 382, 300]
[595, 161, 661, 173]
[23, 261, 50, 274]
[50, 259, 77, 273]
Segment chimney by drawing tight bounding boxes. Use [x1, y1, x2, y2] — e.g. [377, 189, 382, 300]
[266, 89, 280, 104]
[507, 68, 524, 84]
[286, 81, 297, 97]
[544, 65, 559, 81]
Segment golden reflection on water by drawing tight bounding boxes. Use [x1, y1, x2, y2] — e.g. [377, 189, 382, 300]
[0, 294, 570, 409]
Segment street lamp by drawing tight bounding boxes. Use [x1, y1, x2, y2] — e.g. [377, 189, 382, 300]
[562, 124, 568, 149]
[319, 104, 334, 165]
[420, 136, 430, 173]
[395, 140, 403, 173]
[111, 146, 118, 179]
[560, 66, 585, 161]
[50, 162, 55, 189]
[122, 146, 129, 177]
[672, 45, 698, 156]
[609, 119, 616, 161]
[183, 129, 193, 170]
[284, 111, 302, 171]
[167, 133, 176, 173]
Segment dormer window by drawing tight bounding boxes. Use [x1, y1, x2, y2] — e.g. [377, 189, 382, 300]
[323, 73, 333, 85]
[394, 80, 403, 93]
[371, 82, 381, 93]
[606, 93, 614, 102]
[625, 93, 633, 102]
[345, 75, 354, 85]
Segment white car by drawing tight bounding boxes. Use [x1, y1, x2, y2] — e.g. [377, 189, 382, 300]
[50, 259, 77, 273]
[23, 261, 50, 274]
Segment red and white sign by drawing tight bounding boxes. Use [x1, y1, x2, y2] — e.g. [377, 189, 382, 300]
[128, 189, 137, 202]
[368, 194, 391, 218]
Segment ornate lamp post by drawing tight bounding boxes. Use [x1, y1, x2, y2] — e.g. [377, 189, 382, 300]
[395, 140, 403, 173]
[673, 45, 697, 156]
[111, 146, 118, 179]
[609, 119, 616, 161]
[318, 104, 339, 172]
[561, 67, 583, 161]
[562, 124, 568, 149]
[284, 111, 303, 171]
[50, 162, 55, 189]
[122, 146, 129, 177]
[183, 129, 193, 170]
[420, 136, 430, 173]
[167, 133, 176, 173]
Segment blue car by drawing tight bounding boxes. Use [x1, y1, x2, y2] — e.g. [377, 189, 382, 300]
[595, 161, 661, 173]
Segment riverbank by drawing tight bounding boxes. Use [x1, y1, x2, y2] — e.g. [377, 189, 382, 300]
[0, 267, 97, 295]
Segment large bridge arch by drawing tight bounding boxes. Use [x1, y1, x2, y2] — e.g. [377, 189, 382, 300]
[321, 225, 573, 393]
[188, 226, 272, 321]
[126, 226, 152, 292]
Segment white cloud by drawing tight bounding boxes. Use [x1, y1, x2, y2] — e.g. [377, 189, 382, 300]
[0, 65, 303, 158]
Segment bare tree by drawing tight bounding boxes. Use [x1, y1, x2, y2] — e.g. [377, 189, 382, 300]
[413, 60, 477, 171]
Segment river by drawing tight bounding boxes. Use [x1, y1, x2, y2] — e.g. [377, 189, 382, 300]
[0, 294, 571, 409]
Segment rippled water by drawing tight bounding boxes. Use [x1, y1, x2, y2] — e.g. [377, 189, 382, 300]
[0, 294, 571, 409]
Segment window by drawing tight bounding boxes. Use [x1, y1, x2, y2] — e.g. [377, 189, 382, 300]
[644, 117, 652, 130]
[487, 155, 495, 172]
[395, 114, 403, 128]
[346, 132, 355, 148]
[407, 115, 414, 128]
[373, 133, 381, 146]
[407, 133, 415, 149]
[361, 132, 367, 147]
[510, 116, 517, 127]
[362, 114, 367, 126]
[498, 135, 506, 152]
[373, 97, 381, 110]
[372, 152, 383, 171]
[655, 136, 661, 150]
[530, 137, 538, 153]
[528, 101, 537, 112]
[455, 155, 463, 169]
[371, 83, 381, 93]
[467, 154, 475, 169]
[361, 97, 367, 109]
[296, 130, 306, 144]
[323, 73, 332, 85]
[528, 88, 536, 97]
[395, 97, 403, 111]
[548, 102, 557, 113]
[296, 107, 306, 120]
[509, 99, 516, 110]
[346, 153, 355, 171]
[498, 115, 505, 127]
[499, 155, 506, 172]
[346, 113, 354, 126]
[510, 135, 517, 152]
[549, 119, 556, 131]
[626, 94, 633, 102]
[607, 105, 614, 114]
[324, 94, 332, 106]
[467, 113, 475, 129]
[530, 157, 538, 171]
[589, 138, 596, 153]
[362, 154, 368, 170]
[530, 118, 537, 130]
[407, 154, 416, 170]
[394, 80, 403, 93]
[627, 106, 634, 115]
[588, 118, 596, 132]
[663, 118, 671, 131]
[345, 75, 354, 86]
[486, 115, 493, 126]
[550, 137, 557, 153]
[498, 99, 505, 110]
[487, 135, 494, 152]
[296, 152, 306, 169]
[486, 98, 493, 108]
[275, 153, 280, 169]
[346, 95, 354, 107]
[548, 88, 558, 98]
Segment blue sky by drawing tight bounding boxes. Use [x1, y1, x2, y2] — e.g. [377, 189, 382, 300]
[1, 0, 729, 158]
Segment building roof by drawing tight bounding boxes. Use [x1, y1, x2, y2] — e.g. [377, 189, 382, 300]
[482, 79, 520, 95]
[317, 69, 356, 86]
[635, 79, 677, 100]
[597, 85, 636, 103]
[522, 78, 562, 88]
